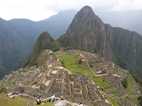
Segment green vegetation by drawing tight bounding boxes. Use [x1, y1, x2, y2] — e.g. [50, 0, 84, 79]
[0, 50, 139, 106]
[93, 76, 111, 89]
[108, 97, 119, 106]
[56, 51, 111, 89]
[0, 93, 53, 106]
[121, 78, 128, 88]
[57, 52, 93, 76]
[27, 32, 60, 66]
[56, 51, 118, 105]
[127, 74, 139, 96]
[0, 87, 7, 93]
[138, 96, 142, 106]
[56, 51, 140, 106]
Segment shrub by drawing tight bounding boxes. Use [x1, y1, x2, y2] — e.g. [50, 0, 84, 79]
[138, 96, 142, 106]
[0, 87, 7, 93]
[121, 78, 128, 88]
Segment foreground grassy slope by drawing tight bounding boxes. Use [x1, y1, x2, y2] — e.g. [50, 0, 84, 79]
[0, 93, 53, 106]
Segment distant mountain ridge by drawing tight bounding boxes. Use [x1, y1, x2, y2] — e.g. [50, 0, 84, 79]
[0, 19, 36, 78]
[0, 10, 75, 78]
[37, 10, 76, 37]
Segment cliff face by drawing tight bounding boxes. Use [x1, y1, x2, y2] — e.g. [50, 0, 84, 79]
[59, 6, 112, 60]
[59, 6, 105, 55]
[111, 28, 142, 81]
[59, 6, 142, 82]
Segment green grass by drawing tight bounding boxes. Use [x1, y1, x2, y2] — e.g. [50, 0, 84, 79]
[0, 93, 53, 106]
[93, 76, 111, 89]
[55, 51, 124, 106]
[126, 74, 140, 104]
[56, 51, 111, 89]
[38, 103, 53, 106]
[0, 51, 138, 106]
[108, 97, 119, 106]
[127, 74, 137, 95]
[56, 52, 92, 75]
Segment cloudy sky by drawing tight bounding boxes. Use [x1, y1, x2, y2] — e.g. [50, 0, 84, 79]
[0, 0, 142, 21]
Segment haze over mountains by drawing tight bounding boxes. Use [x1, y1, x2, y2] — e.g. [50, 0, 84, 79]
[0, 10, 76, 78]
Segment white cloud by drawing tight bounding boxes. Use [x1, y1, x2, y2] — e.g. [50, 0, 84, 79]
[0, 0, 141, 21]
[0, 0, 57, 21]
[112, 0, 142, 11]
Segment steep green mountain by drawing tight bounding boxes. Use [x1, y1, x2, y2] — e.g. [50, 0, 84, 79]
[27, 32, 59, 66]
[0, 10, 75, 78]
[59, 6, 142, 83]
[59, 6, 112, 60]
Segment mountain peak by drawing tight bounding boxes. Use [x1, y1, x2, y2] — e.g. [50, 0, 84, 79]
[26, 32, 60, 66]
[63, 5, 104, 35]
[38, 32, 51, 40]
[59, 5, 106, 54]
[77, 5, 95, 18]
[80, 5, 94, 13]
